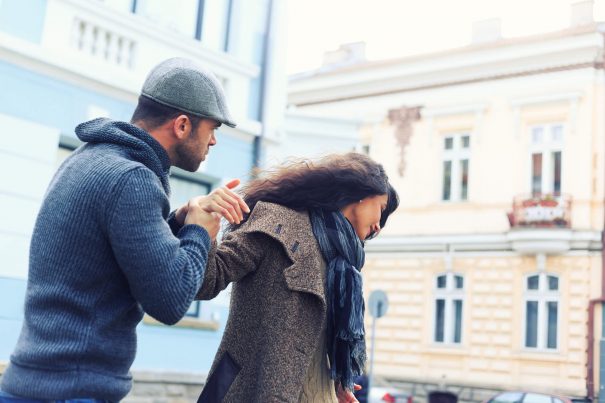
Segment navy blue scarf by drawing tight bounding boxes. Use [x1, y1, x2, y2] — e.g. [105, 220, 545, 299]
[309, 209, 366, 391]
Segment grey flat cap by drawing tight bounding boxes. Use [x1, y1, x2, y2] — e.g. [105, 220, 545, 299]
[141, 57, 236, 128]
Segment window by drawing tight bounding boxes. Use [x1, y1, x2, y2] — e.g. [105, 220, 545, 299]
[169, 174, 211, 208]
[524, 273, 559, 350]
[488, 392, 524, 403]
[523, 394, 553, 403]
[434, 273, 464, 345]
[529, 124, 563, 197]
[244, 0, 271, 121]
[135, 0, 201, 38]
[168, 171, 213, 319]
[441, 133, 470, 202]
[100, 0, 135, 13]
[185, 300, 201, 318]
[199, 0, 232, 51]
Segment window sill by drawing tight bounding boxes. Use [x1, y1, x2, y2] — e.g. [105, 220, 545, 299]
[511, 349, 565, 362]
[143, 314, 220, 331]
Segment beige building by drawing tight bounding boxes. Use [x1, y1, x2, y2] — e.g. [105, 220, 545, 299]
[288, 1, 605, 401]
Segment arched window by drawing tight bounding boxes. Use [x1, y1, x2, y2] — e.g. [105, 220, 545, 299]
[434, 273, 464, 345]
[524, 273, 559, 350]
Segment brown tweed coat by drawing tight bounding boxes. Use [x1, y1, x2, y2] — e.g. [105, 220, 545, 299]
[196, 201, 330, 403]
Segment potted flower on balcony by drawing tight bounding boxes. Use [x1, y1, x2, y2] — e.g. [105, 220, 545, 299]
[539, 194, 558, 207]
[522, 198, 539, 208]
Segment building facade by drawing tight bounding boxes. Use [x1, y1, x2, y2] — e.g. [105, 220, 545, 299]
[288, 2, 604, 401]
[0, 0, 286, 399]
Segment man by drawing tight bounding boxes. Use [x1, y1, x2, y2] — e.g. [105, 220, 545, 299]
[0, 58, 248, 402]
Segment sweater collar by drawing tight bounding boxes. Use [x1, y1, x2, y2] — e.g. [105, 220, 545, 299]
[75, 118, 172, 193]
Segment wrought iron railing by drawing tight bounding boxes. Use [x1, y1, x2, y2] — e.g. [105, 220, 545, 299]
[507, 194, 572, 228]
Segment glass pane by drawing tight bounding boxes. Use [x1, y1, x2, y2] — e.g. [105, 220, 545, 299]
[453, 299, 463, 343]
[461, 135, 470, 148]
[444, 137, 453, 150]
[547, 302, 558, 349]
[437, 275, 447, 289]
[201, 0, 231, 50]
[532, 153, 542, 197]
[553, 151, 562, 196]
[169, 176, 211, 208]
[548, 276, 559, 291]
[136, 0, 199, 38]
[525, 301, 538, 348]
[527, 275, 539, 290]
[532, 127, 544, 144]
[524, 394, 553, 403]
[237, 0, 270, 63]
[442, 161, 452, 201]
[551, 125, 563, 142]
[455, 275, 464, 289]
[185, 301, 200, 317]
[435, 299, 445, 342]
[102, 0, 133, 12]
[490, 392, 524, 403]
[460, 159, 469, 200]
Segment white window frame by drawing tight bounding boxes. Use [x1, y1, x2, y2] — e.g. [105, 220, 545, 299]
[522, 272, 560, 352]
[528, 123, 564, 196]
[433, 272, 465, 345]
[441, 133, 471, 202]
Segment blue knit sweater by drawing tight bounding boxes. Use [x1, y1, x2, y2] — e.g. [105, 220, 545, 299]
[1, 119, 211, 401]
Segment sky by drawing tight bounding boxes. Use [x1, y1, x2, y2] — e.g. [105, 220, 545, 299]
[286, 0, 605, 74]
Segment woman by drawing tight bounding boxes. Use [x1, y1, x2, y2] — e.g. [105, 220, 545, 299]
[196, 153, 399, 403]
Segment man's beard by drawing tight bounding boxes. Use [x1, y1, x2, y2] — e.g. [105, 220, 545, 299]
[174, 139, 204, 172]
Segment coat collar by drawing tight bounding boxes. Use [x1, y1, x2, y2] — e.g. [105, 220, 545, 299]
[242, 201, 326, 306]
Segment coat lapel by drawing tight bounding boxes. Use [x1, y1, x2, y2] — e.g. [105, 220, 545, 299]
[243, 202, 326, 306]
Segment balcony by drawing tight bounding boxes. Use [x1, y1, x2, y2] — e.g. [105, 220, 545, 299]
[507, 194, 573, 255]
[507, 193, 572, 229]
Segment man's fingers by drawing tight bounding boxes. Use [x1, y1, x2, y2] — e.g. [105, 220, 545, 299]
[221, 179, 250, 213]
[201, 200, 236, 224]
[217, 189, 248, 219]
[354, 384, 362, 391]
[224, 178, 240, 190]
[213, 198, 240, 224]
[214, 191, 243, 222]
[221, 187, 250, 214]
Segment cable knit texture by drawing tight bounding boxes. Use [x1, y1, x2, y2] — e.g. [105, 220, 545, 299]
[1, 118, 211, 402]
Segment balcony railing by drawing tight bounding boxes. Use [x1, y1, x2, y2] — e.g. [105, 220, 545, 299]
[508, 194, 572, 228]
[70, 18, 136, 69]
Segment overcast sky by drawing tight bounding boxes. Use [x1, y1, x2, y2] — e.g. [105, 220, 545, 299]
[286, 0, 605, 74]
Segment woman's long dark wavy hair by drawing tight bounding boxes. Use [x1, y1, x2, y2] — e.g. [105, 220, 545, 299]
[230, 153, 399, 238]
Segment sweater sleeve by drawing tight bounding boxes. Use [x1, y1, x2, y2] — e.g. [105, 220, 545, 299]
[195, 229, 271, 301]
[166, 210, 183, 235]
[107, 168, 211, 325]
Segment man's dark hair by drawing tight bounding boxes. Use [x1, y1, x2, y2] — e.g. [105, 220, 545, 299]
[131, 95, 202, 131]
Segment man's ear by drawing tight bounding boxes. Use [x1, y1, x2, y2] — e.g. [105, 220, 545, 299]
[173, 115, 190, 140]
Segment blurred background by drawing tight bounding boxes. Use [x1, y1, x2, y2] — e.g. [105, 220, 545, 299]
[0, 0, 604, 402]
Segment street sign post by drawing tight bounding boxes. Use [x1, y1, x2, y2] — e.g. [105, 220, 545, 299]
[367, 290, 388, 399]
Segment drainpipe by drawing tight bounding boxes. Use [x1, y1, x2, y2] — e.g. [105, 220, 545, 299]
[587, 294, 605, 401]
[252, 0, 274, 171]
